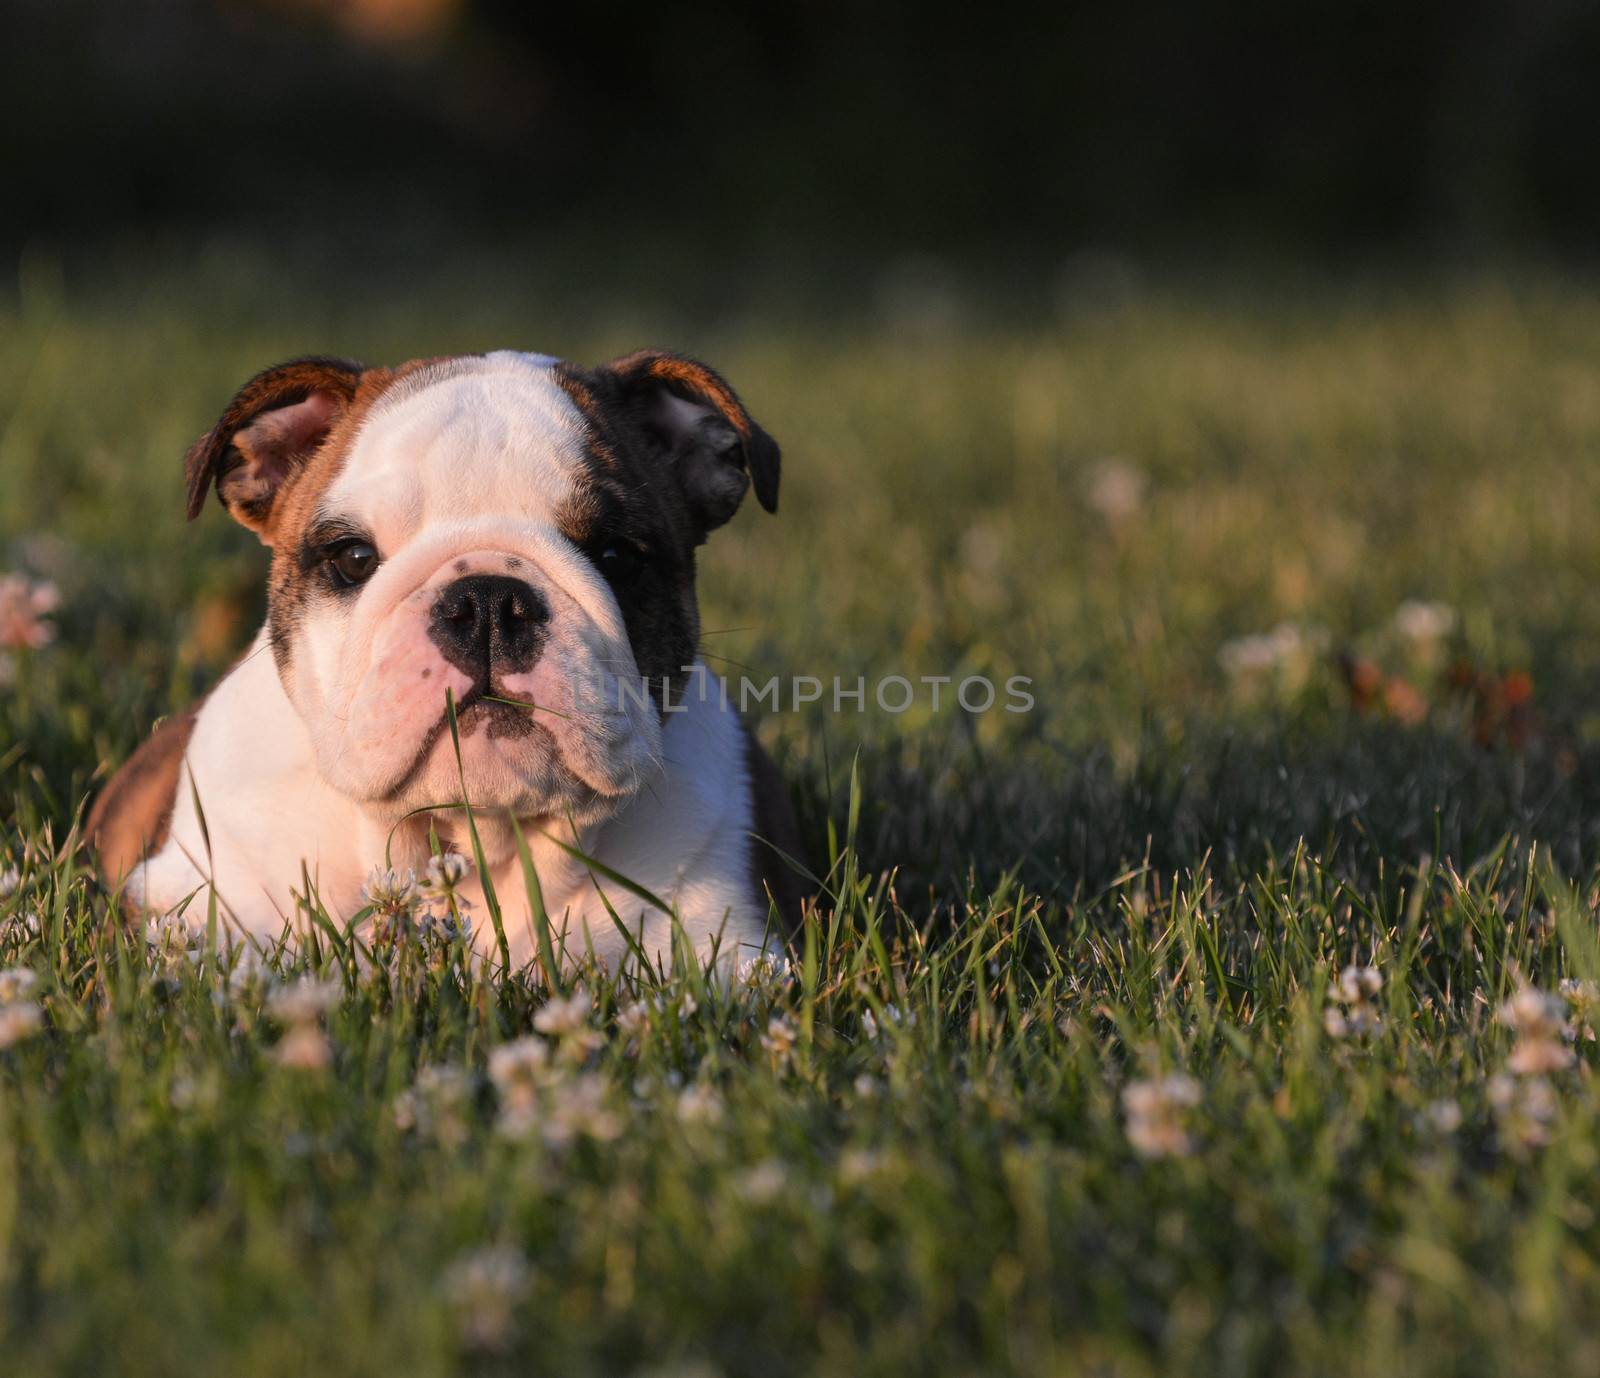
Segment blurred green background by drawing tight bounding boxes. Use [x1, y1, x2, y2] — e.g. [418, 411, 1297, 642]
[6, 0, 1600, 894]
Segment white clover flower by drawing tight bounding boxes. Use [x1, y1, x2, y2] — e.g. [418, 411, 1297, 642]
[1218, 622, 1328, 685]
[616, 1002, 651, 1039]
[0, 867, 19, 901]
[1121, 1074, 1202, 1159]
[541, 1073, 622, 1150]
[442, 1246, 531, 1354]
[1487, 1073, 1516, 1112]
[860, 1003, 908, 1040]
[1489, 1072, 1559, 1154]
[487, 1036, 547, 1138]
[1500, 987, 1570, 1041]
[275, 1023, 333, 1071]
[417, 1065, 471, 1098]
[1506, 1038, 1575, 1075]
[496, 1101, 539, 1141]
[362, 865, 418, 914]
[267, 976, 341, 1026]
[1560, 977, 1600, 1040]
[733, 950, 793, 990]
[0, 1000, 42, 1048]
[532, 989, 592, 1038]
[676, 1083, 724, 1127]
[734, 1160, 787, 1205]
[488, 1037, 549, 1091]
[1560, 977, 1599, 1012]
[145, 914, 206, 965]
[836, 1148, 884, 1187]
[0, 967, 37, 1003]
[760, 1015, 798, 1062]
[169, 1074, 215, 1113]
[852, 1073, 881, 1099]
[1393, 600, 1457, 643]
[396, 1065, 473, 1146]
[3, 905, 41, 942]
[1084, 457, 1147, 524]
[1425, 1100, 1463, 1134]
[1218, 633, 1282, 677]
[677, 991, 699, 1020]
[1496, 985, 1575, 1077]
[1325, 964, 1384, 1038]
[1336, 965, 1383, 1003]
[423, 852, 472, 895]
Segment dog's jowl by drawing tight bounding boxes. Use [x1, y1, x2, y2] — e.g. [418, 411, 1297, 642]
[88, 350, 803, 969]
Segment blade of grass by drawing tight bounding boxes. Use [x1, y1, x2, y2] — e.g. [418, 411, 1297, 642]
[445, 687, 511, 974]
[510, 814, 564, 996]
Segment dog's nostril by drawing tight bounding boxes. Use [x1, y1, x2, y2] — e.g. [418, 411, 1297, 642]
[500, 590, 539, 625]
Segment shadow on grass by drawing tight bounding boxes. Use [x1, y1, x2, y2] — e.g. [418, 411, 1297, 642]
[787, 718, 1600, 910]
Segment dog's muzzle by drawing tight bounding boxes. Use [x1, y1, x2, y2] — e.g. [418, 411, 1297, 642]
[427, 574, 550, 685]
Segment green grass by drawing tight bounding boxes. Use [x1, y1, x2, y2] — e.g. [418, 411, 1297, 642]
[6, 258, 1600, 1375]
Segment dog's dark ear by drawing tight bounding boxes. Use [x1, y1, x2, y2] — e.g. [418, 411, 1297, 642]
[184, 357, 365, 542]
[598, 350, 780, 538]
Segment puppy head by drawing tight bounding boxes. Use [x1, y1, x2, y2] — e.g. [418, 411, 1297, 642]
[184, 349, 780, 822]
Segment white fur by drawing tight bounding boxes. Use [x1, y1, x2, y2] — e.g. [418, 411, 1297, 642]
[130, 352, 774, 972]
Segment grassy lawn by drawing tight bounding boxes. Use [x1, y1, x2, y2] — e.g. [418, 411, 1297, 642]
[5, 260, 1600, 1375]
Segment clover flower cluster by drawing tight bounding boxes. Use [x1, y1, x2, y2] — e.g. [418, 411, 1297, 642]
[360, 855, 476, 963]
[447, 988, 623, 1150]
[0, 868, 42, 946]
[759, 1015, 798, 1065]
[393, 1065, 474, 1148]
[0, 967, 42, 1049]
[1121, 1073, 1202, 1159]
[1324, 964, 1383, 1039]
[441, 1245, 532, 1354]
[145, 913, 207, 973]
[1489, 982, 1582, 1154]
[267, 976, 341, 1070]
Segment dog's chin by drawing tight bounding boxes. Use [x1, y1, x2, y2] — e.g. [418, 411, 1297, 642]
[374, 701, 632, 823]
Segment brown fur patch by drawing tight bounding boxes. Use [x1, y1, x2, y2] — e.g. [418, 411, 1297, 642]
[185, 357, 367, 528]
[256, 359, 446, 671]
[86, 705, 202, 882]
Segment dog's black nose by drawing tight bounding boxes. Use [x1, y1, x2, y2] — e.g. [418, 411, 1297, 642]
[428, 575, 549, 681]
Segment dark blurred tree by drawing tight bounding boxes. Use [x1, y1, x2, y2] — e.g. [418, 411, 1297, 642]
[3, 0, 1599, 258]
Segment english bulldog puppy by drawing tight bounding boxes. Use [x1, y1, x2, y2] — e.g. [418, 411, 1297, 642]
[88, 350, 803, 971]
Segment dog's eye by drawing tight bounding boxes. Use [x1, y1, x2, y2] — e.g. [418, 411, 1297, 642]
[596, 543, 642, 583]
[328, 540, 379, 587]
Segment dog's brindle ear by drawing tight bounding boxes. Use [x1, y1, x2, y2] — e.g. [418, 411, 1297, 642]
[183, 357, 365, 543]
[600, 350, 780, 537]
